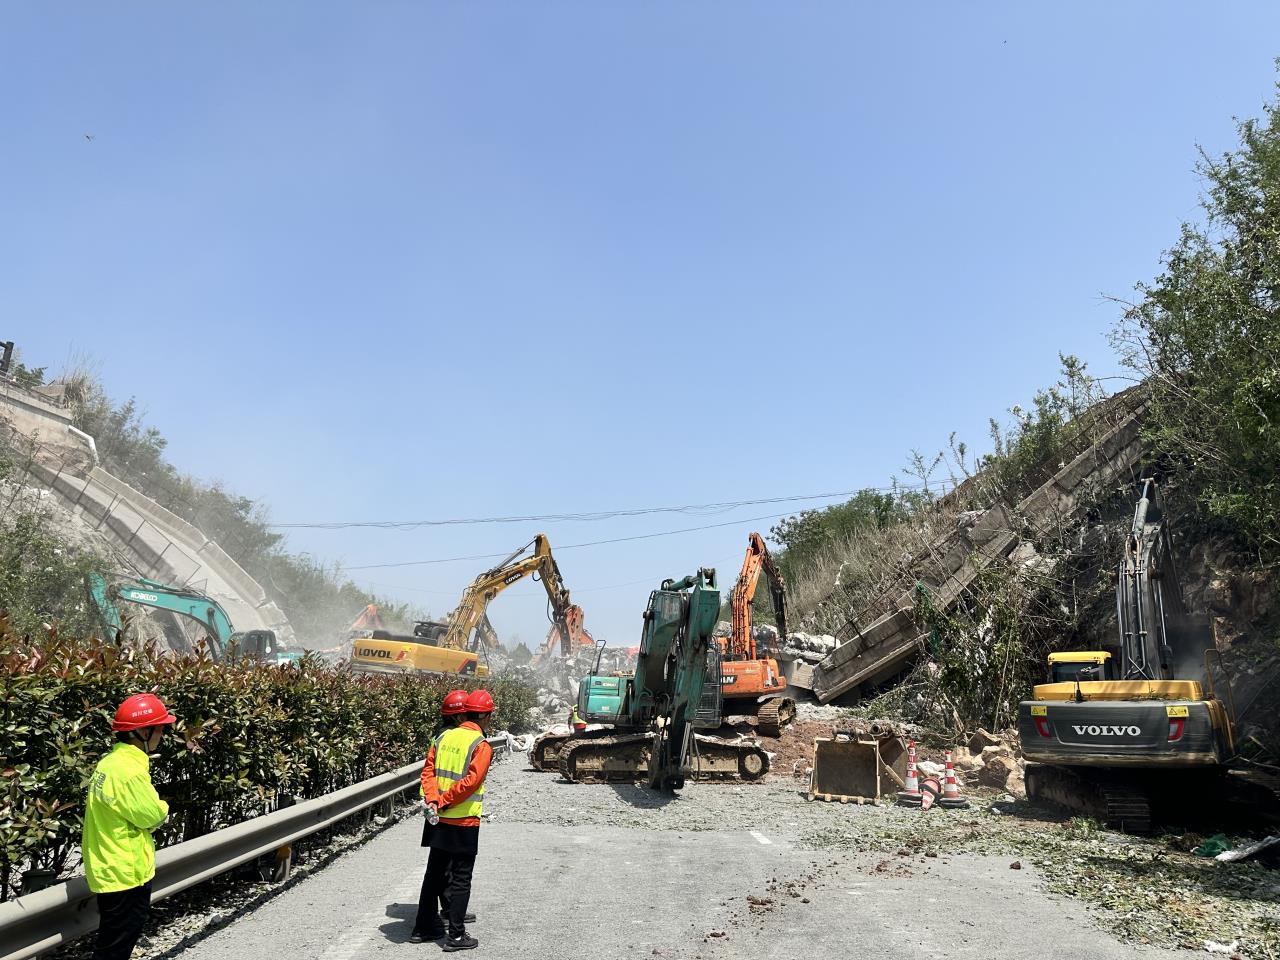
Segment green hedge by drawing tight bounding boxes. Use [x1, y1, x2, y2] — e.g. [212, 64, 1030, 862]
[0, 623, 534, 901]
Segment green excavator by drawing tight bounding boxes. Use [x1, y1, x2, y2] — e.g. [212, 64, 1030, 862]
[88, 572, 298, 664]
[532, 568, 769, 791]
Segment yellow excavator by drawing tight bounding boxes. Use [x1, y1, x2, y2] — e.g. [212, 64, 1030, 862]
[1018, 478, 1237, 832]
[349, 534, 588, 679]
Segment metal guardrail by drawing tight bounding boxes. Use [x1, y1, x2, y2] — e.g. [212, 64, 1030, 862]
[0, 761, 421, 960]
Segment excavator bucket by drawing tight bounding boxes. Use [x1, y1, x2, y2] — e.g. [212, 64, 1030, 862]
[808, 738, 881, 803]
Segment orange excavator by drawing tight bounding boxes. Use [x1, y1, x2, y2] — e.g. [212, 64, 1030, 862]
[719, 532, 795, 736]
[348, 604, 386, 638]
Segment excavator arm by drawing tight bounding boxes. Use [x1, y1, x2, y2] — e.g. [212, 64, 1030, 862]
[637, 569, 721, 790]
[88, 572, 237, 660]
[441, 534, 586, 654]
[727, 532, 788, 660]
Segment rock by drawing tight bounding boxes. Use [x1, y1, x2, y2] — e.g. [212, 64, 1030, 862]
[1004, 763, 1026, 799]
[979, 744, 1013, 763]
[977, 755, 1018, 789]
[953, 750, 983, 775]
[967, 728, 1002, 754]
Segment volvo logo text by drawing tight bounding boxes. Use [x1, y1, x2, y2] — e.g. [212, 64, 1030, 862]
[1072, 724, 1141, 737]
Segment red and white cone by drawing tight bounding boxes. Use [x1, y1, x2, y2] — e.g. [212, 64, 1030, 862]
[939, 748, 970, 809]
[896, 740, 923, 807]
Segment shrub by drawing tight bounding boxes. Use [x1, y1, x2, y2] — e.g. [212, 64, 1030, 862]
[0, 622, 534, 900]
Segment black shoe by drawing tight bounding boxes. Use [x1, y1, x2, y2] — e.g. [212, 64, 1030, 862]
[409, 928, 445, 944]
[463, 913, 477, 924]
[441, 933, 478, 951]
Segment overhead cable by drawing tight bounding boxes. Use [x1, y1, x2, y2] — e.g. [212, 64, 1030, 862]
[271, 484, 928, 530]
[342, 511, 802, 570]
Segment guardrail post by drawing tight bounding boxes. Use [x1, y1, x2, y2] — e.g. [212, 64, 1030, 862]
[270, 795, 297, 883]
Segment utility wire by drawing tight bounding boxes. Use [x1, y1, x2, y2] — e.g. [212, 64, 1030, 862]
[269, 484, 928, 531]
[342, 511, 801, 570]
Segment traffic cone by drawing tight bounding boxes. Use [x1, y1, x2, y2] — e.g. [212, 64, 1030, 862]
[896, 740, 923, 807]
[939, 748, 970, 809]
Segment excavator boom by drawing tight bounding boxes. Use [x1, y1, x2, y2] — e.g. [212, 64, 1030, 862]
[88, 572, 286, 662]
[718, 533, 793, 735]
[441, 534, 585, 655]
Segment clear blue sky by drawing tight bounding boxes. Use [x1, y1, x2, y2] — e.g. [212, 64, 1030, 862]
[4, 4, 1279, 648]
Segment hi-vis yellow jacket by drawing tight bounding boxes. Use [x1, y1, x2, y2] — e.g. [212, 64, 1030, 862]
[82, 743, 169, 893]
[433, 725, 487, 820]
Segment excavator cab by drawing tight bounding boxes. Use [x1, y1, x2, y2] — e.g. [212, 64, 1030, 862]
[1047, 651, 1116, 683]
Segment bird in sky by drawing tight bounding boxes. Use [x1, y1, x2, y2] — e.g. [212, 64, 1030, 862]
[84, 134, 94, 141]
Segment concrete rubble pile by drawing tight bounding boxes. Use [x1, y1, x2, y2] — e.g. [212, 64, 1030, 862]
[501, 646, 636, 728]
[780, 631, 837, 663]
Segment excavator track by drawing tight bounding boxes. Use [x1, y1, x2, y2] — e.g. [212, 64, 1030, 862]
[559, 732, 770, 784]
[530, 732, 569, 771]
[530, 729, 619, 772]
[1100, 784, 1152, 835]
[1024, 763, 1153, 834]
[755, 697, 796, 737]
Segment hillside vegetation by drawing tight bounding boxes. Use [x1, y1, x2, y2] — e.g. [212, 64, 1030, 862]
[0, 368, 421, 645]
[767, 80, 1280, 738]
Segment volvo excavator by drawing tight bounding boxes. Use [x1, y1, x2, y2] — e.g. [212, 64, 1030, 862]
[89, 573, 296, 663]
[1017, 479, 1236, 832]
[532, 568, 769, 789]
[718, 532, 795, 736]
[349, 534, 586, 679]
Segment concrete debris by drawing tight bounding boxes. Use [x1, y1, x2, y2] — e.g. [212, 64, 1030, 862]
[1215, 835, 1280, 865]
[781, 632, 837, 663]
[831, 717, 919, 741]
[1202, 942, 1241, 956]
[916, 760, 944, 779]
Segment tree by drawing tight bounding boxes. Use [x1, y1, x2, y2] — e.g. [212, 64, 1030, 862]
[1112, 73, 1280, 560]
[769, 488, 909, 578]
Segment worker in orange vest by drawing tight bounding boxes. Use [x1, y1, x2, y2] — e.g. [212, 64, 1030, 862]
[82, 693, 177, 960]
[412, 689, 495, 951]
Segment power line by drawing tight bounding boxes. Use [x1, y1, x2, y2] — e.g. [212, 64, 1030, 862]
[341, 511, 800, 570]
[269, 485, 927, 531]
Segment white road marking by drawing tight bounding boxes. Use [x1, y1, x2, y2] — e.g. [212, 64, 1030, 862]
[749, 830, 772, 845]
[572, 836, 590, 844]
[320, 884, 418, 960]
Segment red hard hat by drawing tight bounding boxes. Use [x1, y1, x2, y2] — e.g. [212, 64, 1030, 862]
[464, 689, 494, 714]
[112, 693, 177, 732]
[442, 689, 469, 716]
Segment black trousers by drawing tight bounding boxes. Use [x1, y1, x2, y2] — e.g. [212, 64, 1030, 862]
[93, 881, 152, 960]
[416, 848, 476, 938]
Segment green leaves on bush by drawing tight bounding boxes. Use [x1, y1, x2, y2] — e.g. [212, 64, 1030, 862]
[0, 621, 534, 900]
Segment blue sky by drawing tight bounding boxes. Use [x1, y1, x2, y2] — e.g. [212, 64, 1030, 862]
[4, 4, 1279, 648]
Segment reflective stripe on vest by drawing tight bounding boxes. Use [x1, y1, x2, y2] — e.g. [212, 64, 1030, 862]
[434, 726, 485, 819]
[421, 728, 451, 798]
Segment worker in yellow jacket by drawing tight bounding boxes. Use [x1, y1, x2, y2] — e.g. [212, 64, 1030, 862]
[83, 693, 177, 960]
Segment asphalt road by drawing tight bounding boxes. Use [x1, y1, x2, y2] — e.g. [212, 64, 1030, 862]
[170, 758, 1183, 960]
